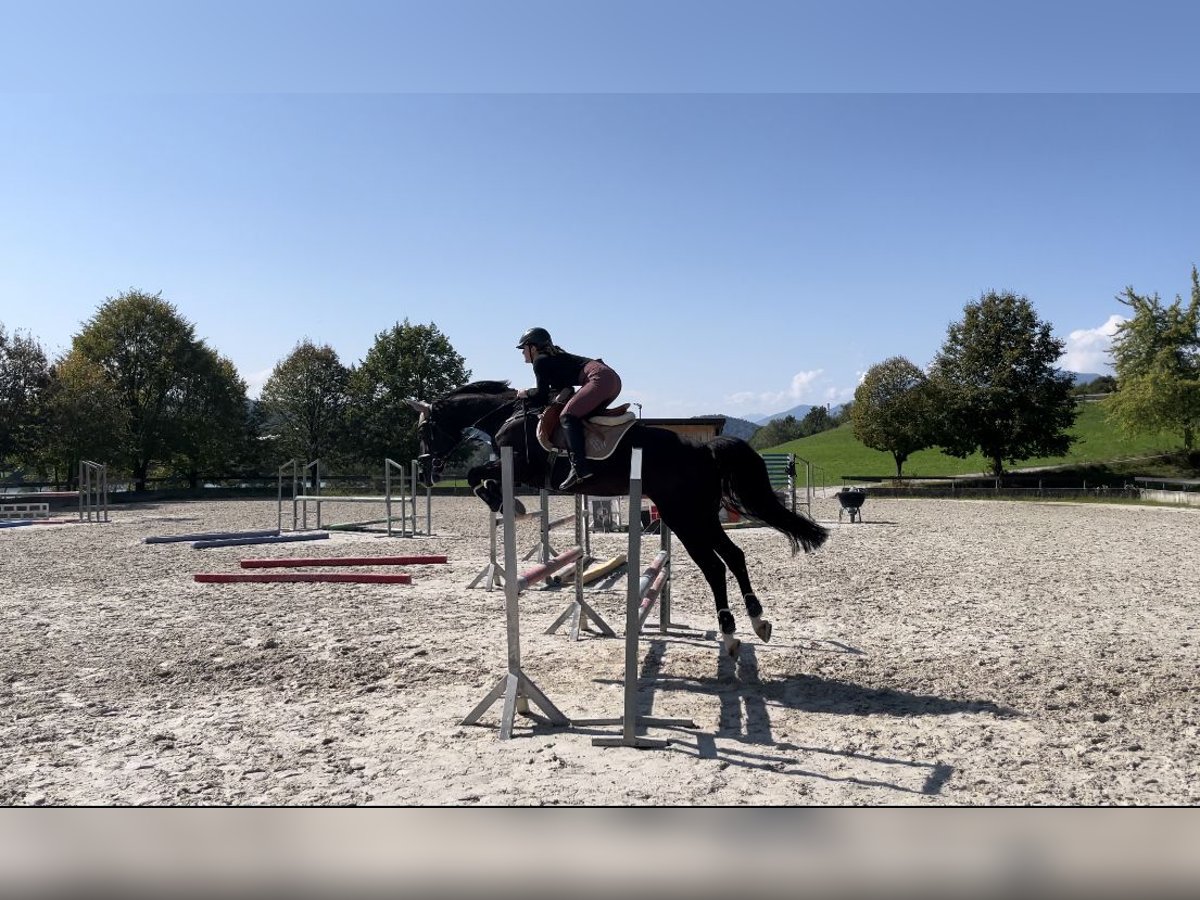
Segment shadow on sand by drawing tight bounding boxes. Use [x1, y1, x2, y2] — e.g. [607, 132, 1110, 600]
[575, 638, 1015, 796]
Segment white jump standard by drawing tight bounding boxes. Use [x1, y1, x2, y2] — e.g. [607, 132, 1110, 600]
[542, 493, 616, 641]
[581, 448, 698, 750]
[461, 448, 570, 739]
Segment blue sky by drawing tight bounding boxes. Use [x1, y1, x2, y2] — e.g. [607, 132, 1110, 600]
[3, 2, 1199, 419]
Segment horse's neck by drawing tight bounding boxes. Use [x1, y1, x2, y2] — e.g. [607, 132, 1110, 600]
[450, 395, 514, 433]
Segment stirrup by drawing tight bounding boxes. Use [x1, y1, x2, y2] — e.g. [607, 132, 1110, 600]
[559, 467, 594, 491]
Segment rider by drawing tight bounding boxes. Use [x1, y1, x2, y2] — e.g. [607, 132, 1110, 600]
[514, 326, 622, 491]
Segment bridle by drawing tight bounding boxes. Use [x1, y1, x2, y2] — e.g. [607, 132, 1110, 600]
[418, 396, 525, 476]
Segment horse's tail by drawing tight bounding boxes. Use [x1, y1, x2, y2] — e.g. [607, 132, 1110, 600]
[710, 437, 829, 555]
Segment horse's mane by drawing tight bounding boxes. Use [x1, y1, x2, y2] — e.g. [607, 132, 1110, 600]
[445, 380, 514, 398]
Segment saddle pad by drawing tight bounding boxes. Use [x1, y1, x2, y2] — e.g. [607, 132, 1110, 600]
[537, 405, 637, 460]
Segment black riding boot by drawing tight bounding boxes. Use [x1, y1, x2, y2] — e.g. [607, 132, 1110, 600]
[559, 414, 594, 491]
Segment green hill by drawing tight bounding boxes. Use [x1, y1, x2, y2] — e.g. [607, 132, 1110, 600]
[763, 398, 1188, 485]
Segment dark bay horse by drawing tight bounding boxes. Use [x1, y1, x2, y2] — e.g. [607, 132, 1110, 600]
[409, 380, 829, 657]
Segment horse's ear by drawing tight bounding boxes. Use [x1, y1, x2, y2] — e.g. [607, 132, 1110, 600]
[405, 399, 432, 415]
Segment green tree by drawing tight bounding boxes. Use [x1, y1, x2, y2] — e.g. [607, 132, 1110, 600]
[171, 348, 251, 488]
[260, 340, 351, 464]
[238, 400, 276, 476]
[73, 289, 207, 490]
[346, 320, 470, 468]
[852, 356, 936, 478]
[1073, 374, 1118, 395]
[799, 405, 834, 437]
[750, 415, 805, 450]
[1106, 268, 1200, 450]
[39, 350, 127, 487]
[0, 324, 50, 474]
[930, 291, 1077, 476]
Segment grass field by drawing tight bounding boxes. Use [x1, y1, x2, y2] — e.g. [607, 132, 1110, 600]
[761, 398, 1193, 485]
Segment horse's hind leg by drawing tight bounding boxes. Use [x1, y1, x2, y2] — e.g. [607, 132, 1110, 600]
[711, 526, 772, 643]
[668, 522, 742, 659]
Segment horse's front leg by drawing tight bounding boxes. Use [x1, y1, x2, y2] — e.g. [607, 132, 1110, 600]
[467, 461, 526, 517]
[467, 462, 502, 512]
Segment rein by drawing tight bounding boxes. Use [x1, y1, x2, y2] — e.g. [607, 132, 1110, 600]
[433, 396, 522, 462]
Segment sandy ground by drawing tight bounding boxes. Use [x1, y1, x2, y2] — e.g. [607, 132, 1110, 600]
[1, 492, 1197, 806]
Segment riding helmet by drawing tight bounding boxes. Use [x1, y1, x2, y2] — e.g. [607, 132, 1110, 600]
[516, 326, 552, 349]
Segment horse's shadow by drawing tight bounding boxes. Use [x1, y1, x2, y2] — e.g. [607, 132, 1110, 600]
[604, 641, 1017, 796]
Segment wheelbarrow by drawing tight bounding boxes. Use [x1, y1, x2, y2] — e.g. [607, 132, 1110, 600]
[835, 488, 867, 523]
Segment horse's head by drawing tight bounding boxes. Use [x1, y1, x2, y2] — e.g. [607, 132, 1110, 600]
[407, 381, 520, 487]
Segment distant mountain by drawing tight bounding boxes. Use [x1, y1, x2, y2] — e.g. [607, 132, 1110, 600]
[1067, 371, 1104, 385]
[755, 404, 813, 425]
[756, 403, 848, 425]
[709, 416, 760, 441]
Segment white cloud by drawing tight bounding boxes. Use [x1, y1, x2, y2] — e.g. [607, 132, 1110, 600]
[1058, 315, 1125, 374]
[725, 368, 856, 415]
[243, 368, 273, 399]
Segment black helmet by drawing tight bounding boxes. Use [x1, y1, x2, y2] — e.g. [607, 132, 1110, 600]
[516, 326, 552, 349]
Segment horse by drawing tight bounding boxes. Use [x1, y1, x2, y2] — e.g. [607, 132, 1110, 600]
[407, 380, 829, 658]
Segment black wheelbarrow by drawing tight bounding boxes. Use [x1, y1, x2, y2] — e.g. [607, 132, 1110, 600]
[835, 488, 867, 523]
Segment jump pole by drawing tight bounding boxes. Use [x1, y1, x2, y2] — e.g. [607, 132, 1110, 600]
[585, 448, 697, 749]
[191, 532, 330, 549]
[145, 529, 279, 545]
[195, 572, 412, 584]
[241, 554, 447, 569]
[461, 447, 569, 739]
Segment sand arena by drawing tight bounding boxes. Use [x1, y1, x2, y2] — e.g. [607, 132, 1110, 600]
[1, 493, 1197, 805]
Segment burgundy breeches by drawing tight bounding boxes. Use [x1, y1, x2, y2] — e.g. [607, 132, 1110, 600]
[562, 359, 622, 418]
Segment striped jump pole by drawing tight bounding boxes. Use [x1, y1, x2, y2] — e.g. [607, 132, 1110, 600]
[241, 554, 447, 569]
[636, 549, 670, 629]
[462, 447, 569, 740]
[515, 545, 584, 592]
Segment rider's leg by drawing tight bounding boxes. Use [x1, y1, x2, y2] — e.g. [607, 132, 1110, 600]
[558, 414, 594, 491]
[559, 362, 621, 492]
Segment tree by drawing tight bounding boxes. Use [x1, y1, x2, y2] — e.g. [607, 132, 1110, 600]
[749, 415, 804, 450]
[799, 405, 834, 436]
[72, 289, 207, 490]
[929, 291, 1077, 476]
[1073, 374, 1117, 395]
[170, 348, 251, 488]
[1106, 267, 1200, 450]
[0, 324, 50, 474]
[852, 356, 936, 478]
[259, 340, 351, 464]
[39, 350, 127, 487]
[346, 321, 470, 468]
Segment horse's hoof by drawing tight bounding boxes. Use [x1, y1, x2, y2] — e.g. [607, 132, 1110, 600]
[511, 498, 527, 517]
[725, 638, 741, 660]
[753, 619, 772, 642]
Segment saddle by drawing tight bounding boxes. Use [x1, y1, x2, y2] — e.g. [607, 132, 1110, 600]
[536, 390, 637, 460]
